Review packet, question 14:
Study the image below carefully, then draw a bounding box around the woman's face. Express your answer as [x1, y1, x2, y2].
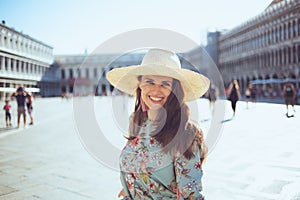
[139, 75, 173, 108]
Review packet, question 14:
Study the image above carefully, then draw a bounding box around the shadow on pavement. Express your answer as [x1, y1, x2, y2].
[221, 117, 234, 123]
[200, 118, 210, 123]
[0, 126, 18, 133]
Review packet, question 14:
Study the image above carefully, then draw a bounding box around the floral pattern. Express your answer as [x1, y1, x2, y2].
[120, 120, 205, 200]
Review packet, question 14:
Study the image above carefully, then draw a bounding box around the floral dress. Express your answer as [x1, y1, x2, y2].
[120, 120, 205, 200]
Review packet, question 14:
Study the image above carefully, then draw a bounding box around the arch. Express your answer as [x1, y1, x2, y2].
[290, 73, 296, 79]
[272, 74, 278, 79]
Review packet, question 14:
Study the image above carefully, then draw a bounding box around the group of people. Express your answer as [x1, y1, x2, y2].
[3, 85, 34, 128]
[226, 79, 296, 117]
[205, 80, 257, 118]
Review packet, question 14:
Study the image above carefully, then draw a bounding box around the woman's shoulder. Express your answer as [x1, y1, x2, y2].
[184, 120, 207, 160]
[186, 120, 201, 131]
[186, 121, 204, 141]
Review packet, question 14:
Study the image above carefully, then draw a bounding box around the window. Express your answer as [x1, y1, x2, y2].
[61, 69, 65, 79]
[69, 69, 73, 78]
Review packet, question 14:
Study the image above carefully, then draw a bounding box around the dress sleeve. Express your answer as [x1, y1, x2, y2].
[174, 130, 206, 200]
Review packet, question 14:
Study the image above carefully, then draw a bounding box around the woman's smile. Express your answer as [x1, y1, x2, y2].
[148, 95, 164, 103]
[139, 75, 173, 108]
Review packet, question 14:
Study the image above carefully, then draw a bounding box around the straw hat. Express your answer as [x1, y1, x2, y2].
[106, 48, 210, 102]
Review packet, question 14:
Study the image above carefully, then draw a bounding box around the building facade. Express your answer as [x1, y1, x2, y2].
[54, 51, 211, 97]
[55, 52, 144, 96]
[0, 21, 53, 99]
[217, 0, 300, 96]
[3, 0, 298, 100]
[54, 0, 300, 99]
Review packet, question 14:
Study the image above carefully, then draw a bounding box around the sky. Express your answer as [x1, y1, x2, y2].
[0, 0, 274, 55]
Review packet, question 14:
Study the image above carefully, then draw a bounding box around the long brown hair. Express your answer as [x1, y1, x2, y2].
[129, 76, 207, 162]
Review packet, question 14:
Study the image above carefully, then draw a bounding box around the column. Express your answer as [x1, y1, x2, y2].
[0, 33, 3, 46]
[7, 57, 11, 72]
[0, 56, 4, 71]
[296, 44, 299, 63]
[28, 63, 31, 74]
[13, 58, 17, 72]
[22, 61, 25, 73]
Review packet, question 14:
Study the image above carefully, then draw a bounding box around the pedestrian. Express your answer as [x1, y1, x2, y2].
[227, 80, 241, 117]
[11, 86, 28, 128]
[3, 99, 12, 127]
[250, 84, 257, 103]
[282, 80, 296, 116]
[106, 48, 209, 200]
[207, 82, 219, 113]
[26, 93, 34, 125]
[245, 85, 251, 109]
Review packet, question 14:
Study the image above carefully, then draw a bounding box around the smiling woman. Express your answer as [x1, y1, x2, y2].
[139, 75, 173, 114]
[106, 48, 210, 199]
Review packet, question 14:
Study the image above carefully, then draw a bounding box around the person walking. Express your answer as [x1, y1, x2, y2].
[3, 99, 12, 127]
[282, 80, 296, 116]
[106, 48, 209, 200]
[26, 93, 34, 125]
[245, 85, 251, 109]
[207, 82, 219, 113]
[250, 84, 257, 103]
[11, 86, 28, 128]
[227, 80, 241, 117]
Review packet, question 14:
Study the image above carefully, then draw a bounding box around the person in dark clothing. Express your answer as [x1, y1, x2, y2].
[250, 85, 257, 103]
[245, 85, 251, 109]
[3, 99, 12, 127]
[26, 93, 34, 125]
[206, 83, 219, 113]
[227, 80, 241, 117]
[12, 86, 28, 128]
[283, 80, 296, 116]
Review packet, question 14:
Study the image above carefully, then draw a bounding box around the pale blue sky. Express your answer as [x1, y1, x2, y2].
[1, 0, 273, 55]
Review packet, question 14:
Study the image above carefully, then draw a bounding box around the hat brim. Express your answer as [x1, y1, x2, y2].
[106, 64, 210, 102]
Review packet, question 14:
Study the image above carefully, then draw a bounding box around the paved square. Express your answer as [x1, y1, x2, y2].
[0, 97, 299, 199]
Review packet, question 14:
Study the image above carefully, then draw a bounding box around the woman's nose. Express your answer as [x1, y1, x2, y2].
[150, 84, 162, 90]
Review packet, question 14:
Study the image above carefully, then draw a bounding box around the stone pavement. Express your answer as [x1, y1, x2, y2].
[203, 102, 300, 200]
[0, 97, 299, 200]
[0, 98, 121, 200]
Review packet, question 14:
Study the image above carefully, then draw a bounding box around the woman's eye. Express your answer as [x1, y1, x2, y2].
[162, 82, 170, 87]
[146, 80, 154, 84]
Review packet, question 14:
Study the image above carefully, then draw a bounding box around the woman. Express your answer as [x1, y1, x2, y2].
[227, 80, 241, 117]
[26, 93, 34, 125]
[3, 99, 12, 127]
[245, 85, 251, 109]
[207, 83, 219, 113]
[106, 48, 210, 199]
